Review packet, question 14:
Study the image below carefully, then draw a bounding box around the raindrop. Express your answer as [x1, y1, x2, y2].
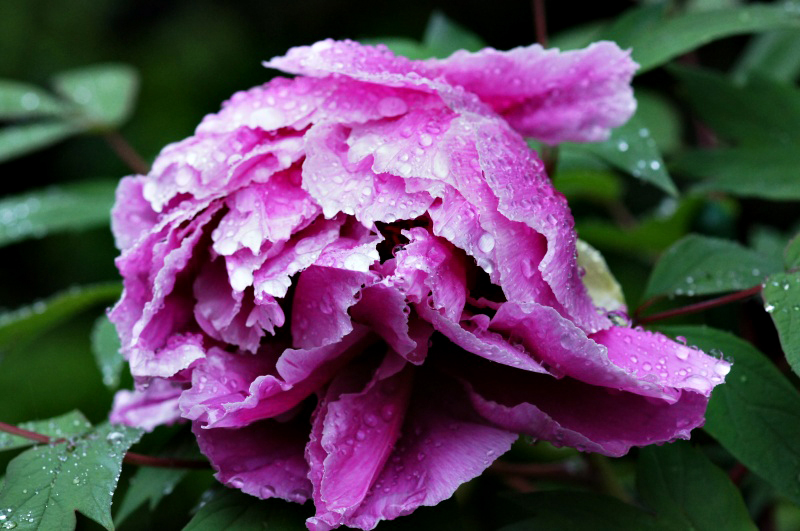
[477, 232, 495, 253]
[617, 140, 629, 152]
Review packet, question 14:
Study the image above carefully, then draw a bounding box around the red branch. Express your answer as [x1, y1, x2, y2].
[103, 131, 150, 175]
[635, 284, 763, 326]
[532, 0, 548, 47]
[0, 420, 210, 469]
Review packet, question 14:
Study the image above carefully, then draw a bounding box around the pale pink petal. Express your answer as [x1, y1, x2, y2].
[193, 419, 312, 503]
[303, 123, 434, 225]
[211, 166, 320, 257]
[109, 378, 184, 432]
[422, 41, 637, 143]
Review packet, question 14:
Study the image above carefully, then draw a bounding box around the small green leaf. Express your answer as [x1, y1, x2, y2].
[184, 489, 309, 531]
[499, 491, 669, 531]
[367, 38, 431, 60]
[672, 66, 800, 147]
[644, 234, 780, 298]
[0, 422, 143, 530]
[0, 282, 122, 352]
[115, 465, 188, 525]
[0, 180, 117, 248]
[0, 411, 91, 452]
[661, 326, 800, 506]
[637, 442, 757, 531]
[785, 233, 800, 270]
[422, 11, 485, 56]
[52, 64, 139, 130]
[0, 80, 70, 120]
[572, 115, 676, 196]
[763, 272, 800, 376]
[676, 146, 800, 201]
[91, 315, 124, 390]
[0, 121, 80, 164]
[626, 4, 800, 73]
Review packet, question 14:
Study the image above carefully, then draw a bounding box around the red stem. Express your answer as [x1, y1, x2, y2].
[0, 420, 210, 469]
[635, 284, 763, 326]
[532, 0, 548, 47]
[103, 131, 150, 175]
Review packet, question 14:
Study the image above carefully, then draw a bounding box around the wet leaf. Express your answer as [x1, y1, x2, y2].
[762, 272, 800, 376]
[661, 326, 800, 506]
[0, 282, 122, 352]
[638, 442, 757, 531]
[91, 315, 124, 391]
[0, 422, 142, 530]
[644, 234, 780, 298]
[52, 64, 139, 130]
[0, 80, 70, 120]
[0, 180, 117, 248]
[0, 121, 79, 163]
[183, 488, 309, 531]
[0, 411, 91, 452]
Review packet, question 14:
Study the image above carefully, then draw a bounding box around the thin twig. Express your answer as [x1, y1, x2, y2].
[634, 284, 763, 326]
[0, 420, 210, 469]
[103, 131, 150, 175]
[532, 0, 548, 47]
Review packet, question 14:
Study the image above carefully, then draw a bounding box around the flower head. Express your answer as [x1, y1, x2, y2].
[109, 39, 729, 530]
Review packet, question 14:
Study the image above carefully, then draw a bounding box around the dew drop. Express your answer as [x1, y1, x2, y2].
[477, 232, 495, 253]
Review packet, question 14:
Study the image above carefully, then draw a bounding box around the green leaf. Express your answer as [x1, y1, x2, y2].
[672, 66, 800, 147]
[763, 272, 800, 376]
[0, 80, 69, 120]
[366, 38, 431, 60]
[0, 422, 143, 530]
[577, 196, 703, 256]
[661, 326, 800, 506]
[0, 121, 80, 163]
[637, 442, 757, 531]
[785, 233, 800, 270]
[115, 465, 188, 525]
[572, 115, 676, 196]
[52, 64, 139, 130]
[734, 27, 800, 83]
[552, 169, 622, 203]
[644, 234, 780, 298]
[676, 146, 800, 201]
[499, 491, 669, 531]
[0, 411, 91, 452]
[183, 489, 309, 531]
[422, 11, 485, 56]
[626, 4, 800, 73]
[91, 315, 124, 390]
[0, 282, 122, 352]
[0, 180, 117, 248]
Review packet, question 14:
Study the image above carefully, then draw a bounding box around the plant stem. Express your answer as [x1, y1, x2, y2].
[532, 0, 548, 47]
[0, 420, 210, 469]
[634, 284, 763, 326]
[103, 131, 150, 175]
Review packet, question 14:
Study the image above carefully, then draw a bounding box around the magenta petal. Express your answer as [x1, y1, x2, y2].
[350, 284, 417, 357]
[423, 41, 637, 143]
[292, 266, 373, 349]
[344, 371, 517, 530]
[111, 176, 158, 251]
[591, 326, 731, 396]
[314, 356, 414, 522]
[193, 419, 311, 503]
[458, 357, 709, 457]
[109, 378, 184, 432]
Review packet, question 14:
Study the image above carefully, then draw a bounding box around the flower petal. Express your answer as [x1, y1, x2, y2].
[423, 41, 638, 143]
[193, 419, 312, 503]
[109, 378, 184, 432]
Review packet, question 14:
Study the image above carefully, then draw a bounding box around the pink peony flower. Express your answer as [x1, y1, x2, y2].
[109, 40, 729, 530]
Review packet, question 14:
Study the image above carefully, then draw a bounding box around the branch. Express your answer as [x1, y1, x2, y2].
[103, 131, 150, 175]
[634, 284, 763, 326]
[0, 420, 210, 469]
